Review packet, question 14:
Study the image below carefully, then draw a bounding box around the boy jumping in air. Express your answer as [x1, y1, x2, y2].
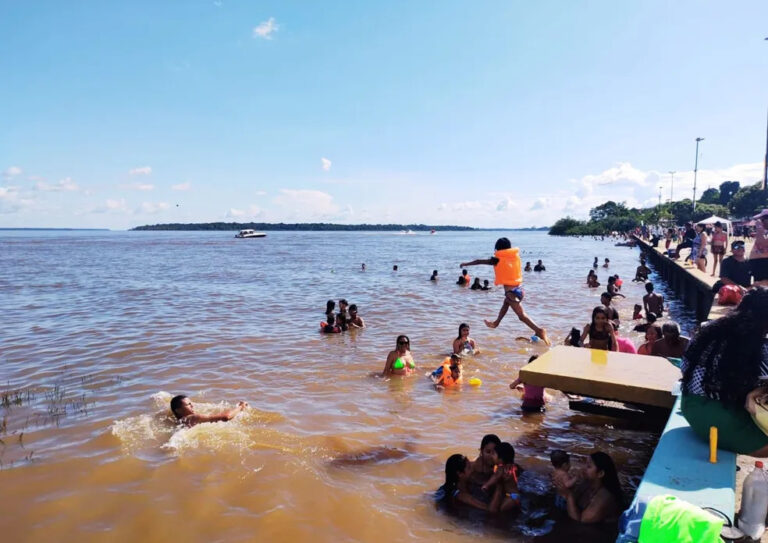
[461, 237, 549, 345]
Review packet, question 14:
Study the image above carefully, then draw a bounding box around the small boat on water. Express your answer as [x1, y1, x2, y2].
[235, 229, 266, 238]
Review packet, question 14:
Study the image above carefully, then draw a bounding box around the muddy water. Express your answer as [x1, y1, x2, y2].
[0, 230, 694, 542]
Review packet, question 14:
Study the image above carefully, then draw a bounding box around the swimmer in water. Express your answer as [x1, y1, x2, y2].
[434, 354, 463, 390]
[482, 442, 521, 512]
[460, 237, 549, 345]
[382, 335, 415, 376]
[170, 395, 249, 427]
[347, 304, 365, 328]
[453, 323, 479, 355]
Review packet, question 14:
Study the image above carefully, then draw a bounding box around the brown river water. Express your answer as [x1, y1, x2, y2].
[0, 230, 695, 542]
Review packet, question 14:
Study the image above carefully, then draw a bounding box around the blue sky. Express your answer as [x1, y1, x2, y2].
[1, 1, 767, 229]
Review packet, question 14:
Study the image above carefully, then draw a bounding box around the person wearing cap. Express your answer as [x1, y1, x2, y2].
[750, 209, 768, 286]
[719, 240, 752, 291]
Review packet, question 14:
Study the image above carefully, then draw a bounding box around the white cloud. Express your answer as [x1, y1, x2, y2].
[225, 205, 262, 219]
[321, 157, 332, 171]
[35, 177, 79, 192]
[138, 202, 170, 214]
[129, 166, 152, 176]
[89, 199, 129, 214]
[530, 197, 549, 211]
[0, 186, 36, 214]
[253, 18, 278, 39]
[172, 182, 191, 191]
[123, 183, 155, 191]
[496, 197, 519, 212]
[272, 189, 339, 219]
[3, 166, 22, 178]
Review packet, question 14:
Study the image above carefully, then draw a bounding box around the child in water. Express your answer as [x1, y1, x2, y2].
[483, 442, 521, 512]
[460, 237, 549, 345]
[510, 354, 547, 412]
[321, 314, 341, 333]
[471, 434, 501, 485]
[433, 354, 462, 390]
[632, 304, 643, 320]
[551, 450, 581, 511]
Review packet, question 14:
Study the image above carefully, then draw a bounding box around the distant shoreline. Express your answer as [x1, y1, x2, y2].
[131, 222, 549, 232]
[0, 228, 110, 231]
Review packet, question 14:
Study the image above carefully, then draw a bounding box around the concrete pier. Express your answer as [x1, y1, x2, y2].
[632, 236, 716, 322]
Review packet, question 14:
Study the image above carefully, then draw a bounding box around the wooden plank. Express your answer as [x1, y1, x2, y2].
[633, 397, 736, 517]
[519, 345, 680, 408]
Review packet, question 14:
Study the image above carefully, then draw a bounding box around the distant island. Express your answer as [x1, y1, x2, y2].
[131, 222, 550, 232]
[0, 227, 110, 231]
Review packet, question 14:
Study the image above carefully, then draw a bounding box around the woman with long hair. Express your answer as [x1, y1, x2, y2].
[681, 286, 768, 455]
[382, 335, 416, 377]
[452, 323, 480, 355]
[554, 451, 624, 524]
[435, 454, 489, 510]
[637, 324, 662, 356]
[579, 306, 618, 351]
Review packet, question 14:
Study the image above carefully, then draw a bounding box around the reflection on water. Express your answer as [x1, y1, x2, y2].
[0, 231, 694, 541]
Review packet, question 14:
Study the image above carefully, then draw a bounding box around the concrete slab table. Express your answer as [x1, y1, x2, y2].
[519, 345, 681, 409]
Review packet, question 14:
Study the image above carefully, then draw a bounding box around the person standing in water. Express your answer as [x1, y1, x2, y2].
[453, 323, 480, 355]
[460, 237, 549, 344]
[382, 335, 415, 376]
[170, 395, 249, 427]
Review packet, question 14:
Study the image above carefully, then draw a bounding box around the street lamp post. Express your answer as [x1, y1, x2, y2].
[658, 185, 662, 209]
[668, 171, 675, 202]
[692, 137, 704, 212]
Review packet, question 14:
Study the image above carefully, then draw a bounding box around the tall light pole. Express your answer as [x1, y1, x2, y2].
[764, 38, 767, 190]
[692, 137, 704, 212]
[658, 185, 662, 209]
[668, 171, 676, 202]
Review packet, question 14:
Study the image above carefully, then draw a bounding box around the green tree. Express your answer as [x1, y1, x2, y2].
[589, 201, 628, 222]
[549, 217, 586, 235]
[699, 188, 720, 205]
[692, 203, 730, 223]
[729, 182, 768, 218]
[669, 199, 694, 225]
[718, 181, 741, 206]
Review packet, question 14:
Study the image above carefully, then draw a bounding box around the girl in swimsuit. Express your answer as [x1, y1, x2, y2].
[382, 335, 416, 376]
[580, 306, 618, 351]
[710, 222, 728, 277]
[452, 323, 479, 355]
[693, 223, 709, 272]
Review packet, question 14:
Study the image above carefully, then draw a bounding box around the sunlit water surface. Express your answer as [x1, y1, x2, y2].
[0, 230, 694, 542]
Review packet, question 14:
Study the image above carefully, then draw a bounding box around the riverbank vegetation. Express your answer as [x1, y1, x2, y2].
[550, 181, 768, 236]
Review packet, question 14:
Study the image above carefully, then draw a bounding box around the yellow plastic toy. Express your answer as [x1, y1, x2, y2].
[469, 377, 482, 387]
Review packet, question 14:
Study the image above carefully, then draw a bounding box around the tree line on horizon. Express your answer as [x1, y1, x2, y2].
[131, 222, 478, 232]
[549, 180, 768, 236]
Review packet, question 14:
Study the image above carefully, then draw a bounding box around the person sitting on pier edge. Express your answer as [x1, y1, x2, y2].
[651, 321, 689, 359]
[673, 222, 696, 260]
[600, 292, 620, 329]
[716, 240, 752, 292]
[681, 287, 768, 455]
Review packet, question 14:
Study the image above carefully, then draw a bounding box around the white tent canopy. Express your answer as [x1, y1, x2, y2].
[696, 215, 732, 232]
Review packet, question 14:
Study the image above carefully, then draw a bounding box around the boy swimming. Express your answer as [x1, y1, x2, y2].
[460, 237, 549, 344]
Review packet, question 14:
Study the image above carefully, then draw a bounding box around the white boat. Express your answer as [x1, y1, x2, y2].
[235, 229, 266, 238]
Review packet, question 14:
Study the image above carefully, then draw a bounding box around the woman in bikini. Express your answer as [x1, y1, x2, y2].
[382, 335, 416, 376]
[580, 306, 618, 351]
[710, 221, 728, 277]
